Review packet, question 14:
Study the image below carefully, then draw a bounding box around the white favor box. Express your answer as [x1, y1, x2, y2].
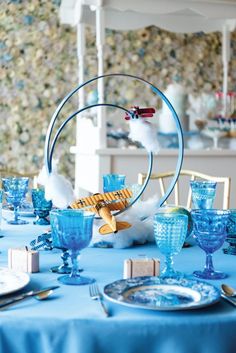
[123, 258, 160, 279]
[8, 248, 39, 273]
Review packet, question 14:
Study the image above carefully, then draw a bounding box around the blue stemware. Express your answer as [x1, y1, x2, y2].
[0, 189, 3, 237]
[153, 213, 188, 278]
[50, 209, 95, 285]
[50, 229, 72, 275]
[190, 180, 217, 209]
[191, 209, 230, 279]
[31, 189, 52, 225]
[2, 177, 29, 225]
[103, 173, 126, 193]
[224, 209, 236, 255]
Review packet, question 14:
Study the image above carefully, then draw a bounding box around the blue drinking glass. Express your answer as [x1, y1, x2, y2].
[153, 213, 188, 278]
[224, 209, 236, 255]
[191, 209, 230, 279]
[103, 173, 126, 193]
[50, 219, 72, 275]
[2, 177, 29, 225]
[49, 215, 86, 274]
[32, 189, 52, 225]
[190, 180, 217, 209]
[0, 189, 3, 237]
[50, 209, 95, 285]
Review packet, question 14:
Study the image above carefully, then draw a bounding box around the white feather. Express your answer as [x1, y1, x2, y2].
[44, 172, 75, 208]
[37, 163, 75, 208]
[37, 159, 58, 186]
[129, 119, 160, 153]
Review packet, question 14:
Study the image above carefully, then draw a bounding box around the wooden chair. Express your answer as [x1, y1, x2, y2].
[138, 169, 231, 209]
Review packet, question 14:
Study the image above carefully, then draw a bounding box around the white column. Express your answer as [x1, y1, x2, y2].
[77, 22, 85, 109]
[96, 3, 107, 148]
[222, 24, 231, 117]
[75, 22, 86, 195]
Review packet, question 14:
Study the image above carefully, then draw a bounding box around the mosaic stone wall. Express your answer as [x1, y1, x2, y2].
[1, 0, 236, 180]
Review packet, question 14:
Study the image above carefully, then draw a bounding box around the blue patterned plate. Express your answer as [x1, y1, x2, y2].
[104, 276, 220, 311]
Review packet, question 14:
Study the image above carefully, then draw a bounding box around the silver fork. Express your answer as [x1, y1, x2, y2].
[89, 282, 110, 317]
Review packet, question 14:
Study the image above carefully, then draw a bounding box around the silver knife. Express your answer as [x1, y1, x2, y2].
[0, 285, 60, 310]
[221, 294, 236, 307]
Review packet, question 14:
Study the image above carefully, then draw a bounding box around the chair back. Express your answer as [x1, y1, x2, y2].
[138, 169, 231, 209]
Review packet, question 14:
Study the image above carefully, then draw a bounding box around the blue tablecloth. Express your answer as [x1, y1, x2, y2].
[0, 218, 235, 353]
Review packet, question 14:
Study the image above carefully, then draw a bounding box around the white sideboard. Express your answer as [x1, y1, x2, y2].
[70, 147, 236, 208]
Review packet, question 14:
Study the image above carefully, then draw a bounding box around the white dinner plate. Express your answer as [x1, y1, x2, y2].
[104, 276, 220, 311]
[0, 267, 30, 296]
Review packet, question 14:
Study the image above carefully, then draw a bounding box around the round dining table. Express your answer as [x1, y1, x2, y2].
[0, 216, 235, 353]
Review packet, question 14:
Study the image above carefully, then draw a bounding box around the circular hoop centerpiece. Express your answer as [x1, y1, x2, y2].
[44, 73, 184, 216]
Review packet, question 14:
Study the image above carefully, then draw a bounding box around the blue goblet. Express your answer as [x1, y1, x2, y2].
[50, 226, 71, 275]
[191, 209, 230, 279]
[224, 209, 236, 255]
[50, 209, 95, 285]
[0, 189, 3, 237]
[103, 173, 126, 193]
[32, 189, 52, 225]
[2, 177, 29, 225]
[190, 180, 217, 209]
[153, 213, 188, 278]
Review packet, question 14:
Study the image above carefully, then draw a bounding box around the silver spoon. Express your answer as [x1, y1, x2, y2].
[0, 285, 59, 310]
[34, 288, 56, 300]
[221, 284, 236, 297]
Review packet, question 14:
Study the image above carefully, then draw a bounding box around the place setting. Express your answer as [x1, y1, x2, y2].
[0, 263, 61, 311]
[101, 208, 220, 313]
[94, 178, 236, 314]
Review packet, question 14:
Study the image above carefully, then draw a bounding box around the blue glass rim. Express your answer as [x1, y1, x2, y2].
[191, 209, 230, 217]
[50, 209, 94, 218]
[190, 180, 217, 188]
[31, 188, 45, 193]
[103, 174, 126, 179]
[0, 189, 3, 202]
[154, 213, 188, 221]
[2, 177, 29, 182]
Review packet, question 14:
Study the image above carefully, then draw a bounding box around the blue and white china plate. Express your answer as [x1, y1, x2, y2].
[104, 276, 220, 311]
[0, 267, 30, 296]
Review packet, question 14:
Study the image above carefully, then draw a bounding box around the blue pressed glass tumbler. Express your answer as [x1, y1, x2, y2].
[190, 180, 217, 209]
[2, 177, 29, 225]
[191, 209, 229, 279]
[224, 209, 236, 255]
[32, 189, 52, 225]
[103, 174, 126, 193]
[0, 189, 3, 232]
[50, 209, 95, 285]
[153, 213, 188, 278]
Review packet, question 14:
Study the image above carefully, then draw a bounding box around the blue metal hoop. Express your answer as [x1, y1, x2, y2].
[44, 73, 184, 214]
